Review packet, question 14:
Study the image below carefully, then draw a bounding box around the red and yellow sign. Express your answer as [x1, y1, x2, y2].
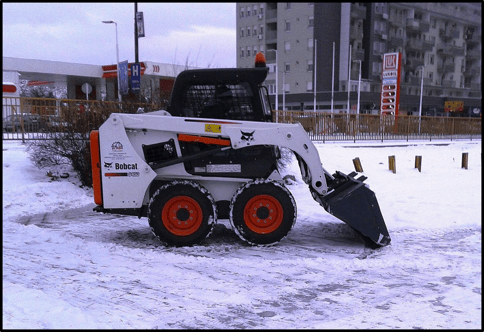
[380, 53, 402, 117]
[444, 101, 464, 112]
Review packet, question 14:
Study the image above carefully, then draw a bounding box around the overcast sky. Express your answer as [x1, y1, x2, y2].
[2, 2, 237, 68]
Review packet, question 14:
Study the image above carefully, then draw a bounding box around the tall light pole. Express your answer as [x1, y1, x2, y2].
[347, 44, 352, 114]
[134, 3, 139, 64]
[282, 69, 286, 111]
[417, 65, 425, 134]
[331, 42, 335, 114]
[103, 20, 122, 103]
[354, 60, 362, 133]
[314, 39, 317, 112]
[267, 49, 278, 114]
[353, 60, 362, 116]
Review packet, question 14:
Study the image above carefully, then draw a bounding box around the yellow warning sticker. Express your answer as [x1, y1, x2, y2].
[205, 124, 222, 133]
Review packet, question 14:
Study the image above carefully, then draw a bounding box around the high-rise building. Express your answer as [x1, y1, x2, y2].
[236, 3, 481, 117]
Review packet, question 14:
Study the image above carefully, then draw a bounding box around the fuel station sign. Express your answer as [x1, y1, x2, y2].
[380, 52, 402, 116]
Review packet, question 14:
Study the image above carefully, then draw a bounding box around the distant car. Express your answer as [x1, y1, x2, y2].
[44, 115, 69, 131]
[3, 114, 41, 132]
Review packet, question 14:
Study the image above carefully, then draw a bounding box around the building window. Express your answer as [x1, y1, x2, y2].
[284, 63, 290, 73]
[246, 27, 251, 37]
[240, 7, 244, 18]
[307, 38, 313, 49]
[285, 3, 291, 10]
[253, 5, 257, 15]
[285, 41, 291, 53]
[267, 63, 276, 74]
[373, 42, 379, 55]
[308, 16, 314, 28]
[380, 42, 386, 54]
[307, 60, 314, 71]
[240, 27, 244, 38]
[285, 20, 291, 32]
[307, 81, 313, 92]
[246, 6, 251, 16]
[240, 48, 245, 58]
[375, 3, 382, 14]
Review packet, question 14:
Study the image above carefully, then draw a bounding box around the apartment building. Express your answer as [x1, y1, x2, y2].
[236, 3, 481, 116]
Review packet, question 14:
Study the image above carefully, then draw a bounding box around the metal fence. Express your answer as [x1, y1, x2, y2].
[3, 97, 481, 142]
[273, 110, 481, 142]
[2, 97, 163, 141]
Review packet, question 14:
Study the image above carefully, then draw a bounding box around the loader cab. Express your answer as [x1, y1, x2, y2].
[167, 67, 272, 122]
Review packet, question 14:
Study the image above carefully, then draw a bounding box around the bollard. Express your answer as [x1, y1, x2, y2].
[415, 156, 422, 172]
[353, 157, 363, 173]
[462, 152, 468, 170]
[389, 155, 396, 174]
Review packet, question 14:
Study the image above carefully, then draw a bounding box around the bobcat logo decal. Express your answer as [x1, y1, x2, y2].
[240, 130, 255, 141]
[104, 161, 113, 169]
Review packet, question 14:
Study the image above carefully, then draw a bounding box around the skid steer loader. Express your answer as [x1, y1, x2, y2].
[90, 53, 391, 248]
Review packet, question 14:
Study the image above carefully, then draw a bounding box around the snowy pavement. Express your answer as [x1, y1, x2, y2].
[2, 139, 481, 329]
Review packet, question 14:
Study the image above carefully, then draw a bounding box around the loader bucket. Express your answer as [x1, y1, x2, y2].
[315, 171, 391, 248]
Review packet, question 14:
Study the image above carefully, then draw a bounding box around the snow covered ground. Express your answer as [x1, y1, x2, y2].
[3, 138, 481, 329]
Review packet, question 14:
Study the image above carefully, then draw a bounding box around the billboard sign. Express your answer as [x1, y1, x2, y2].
[380, 52, 402, 116]
[444, 101, 464, 112]
[136, 12, 145, 38]
[118, 60, 129, 96]
[131, 63, 141, 92]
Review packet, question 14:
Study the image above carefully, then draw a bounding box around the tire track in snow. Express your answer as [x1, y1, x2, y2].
[6, 204, 481, 329]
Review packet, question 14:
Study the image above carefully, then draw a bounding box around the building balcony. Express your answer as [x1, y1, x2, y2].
[352, 48, 365, 62]
[409, 76, 432, 86]
[388, 14, 405, 27]
[419, 21, 430, 33]
[464, 64, 481, 77]
[350, 26, 363, 40]
[466, 48, 481, 59]
[405, 58, 424, 69]
[437, 63, 455, 74]
[406, 18, 420, 31]
[265, 9, 277, 21]
[422, 39, 435, 52]
[464, 31, 481, 45]
[350, 4, 366, 20]
[442, 80, 456, 88]
[389, 34, 404, 48]
[265, 30, 277, 42]
[439, 28, 460, 40]
[437, 44, 465, 57]
[469, 83, 481, 90]
[406, 39, 423, 51]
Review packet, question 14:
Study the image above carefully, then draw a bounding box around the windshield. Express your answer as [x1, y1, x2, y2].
[259, 86, 272, 118]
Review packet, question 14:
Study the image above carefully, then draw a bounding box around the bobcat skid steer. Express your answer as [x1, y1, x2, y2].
[90, 53, 391, 248]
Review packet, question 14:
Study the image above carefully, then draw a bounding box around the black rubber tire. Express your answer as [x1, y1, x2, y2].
[148, 180, 216, 246]
[229, 179, 297, 245]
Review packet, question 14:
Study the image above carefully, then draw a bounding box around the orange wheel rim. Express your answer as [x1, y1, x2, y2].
[162, 196, 203, 236]
[243, 194, 283, 234]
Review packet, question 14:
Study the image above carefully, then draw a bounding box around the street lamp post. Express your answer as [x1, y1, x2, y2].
[354, 60, 362, 133]
[102, 20, 122, 103]
[417, 65, 425, 134]
[355, 60, 361, 116]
